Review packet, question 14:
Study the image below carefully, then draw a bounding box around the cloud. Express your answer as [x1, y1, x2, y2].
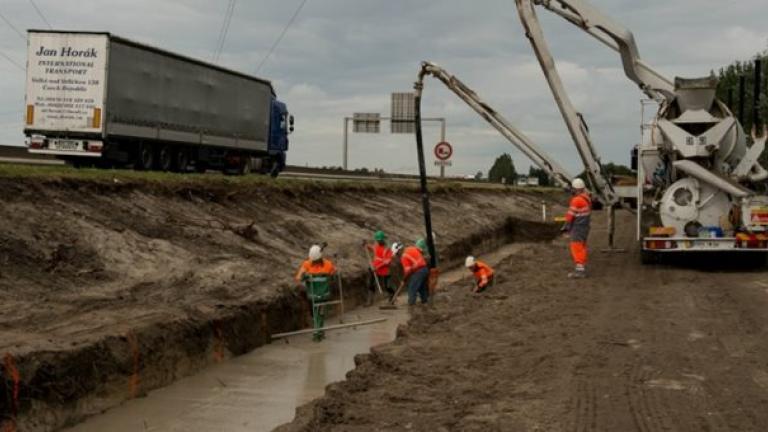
[0, 0, 765, 177]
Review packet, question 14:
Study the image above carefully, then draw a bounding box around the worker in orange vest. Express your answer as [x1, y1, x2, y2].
[295, 244, 336, 341]
[561, 178, 591, 278]
[363, 230, 395, 304]
[398, 239, 429, 305]
[465, 256, 494, 293]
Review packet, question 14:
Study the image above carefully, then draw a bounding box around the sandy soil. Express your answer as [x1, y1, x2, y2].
[279, 212, 768, 432]
[0, 173, 561, 430]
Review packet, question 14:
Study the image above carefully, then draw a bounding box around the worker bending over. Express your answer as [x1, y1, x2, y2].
[465, 256, 494, 293]
[295, 245, 336, 341]
[561, 178, 591, 278]
[364, 230, 395, 304]
[398, 239, 430, 305]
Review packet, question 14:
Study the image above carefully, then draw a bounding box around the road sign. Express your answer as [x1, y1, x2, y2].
[434, 160, 453, 166]
[391, 92, 415, 134]
[353, 113, 380, 133]
[434, 141, 453, 161]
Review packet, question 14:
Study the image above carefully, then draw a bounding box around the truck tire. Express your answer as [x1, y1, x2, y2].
[173, 148, 190, 173]
[157, 145, 173, 171]
[135, 143, 154, 171]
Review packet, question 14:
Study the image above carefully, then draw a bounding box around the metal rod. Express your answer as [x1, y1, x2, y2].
[755, 59, 763, 129]
[739, 75, 746, 125]
[270, 318, 388, 339]
[439, 119, 446, 178]
[343, 117, 349, 170]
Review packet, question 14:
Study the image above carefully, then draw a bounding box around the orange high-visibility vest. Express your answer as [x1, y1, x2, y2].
[295, 258, 336, 282]
[371, 243, 393, 276]
[565, 193, 592, 223]
[472, 261, 494, 287]
[400, 246, 426, 277]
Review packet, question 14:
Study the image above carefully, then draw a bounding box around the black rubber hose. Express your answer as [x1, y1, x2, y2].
[413, 79, 438, 269]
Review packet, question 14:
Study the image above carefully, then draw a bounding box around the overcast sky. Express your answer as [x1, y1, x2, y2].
[0, 0, 766, 176]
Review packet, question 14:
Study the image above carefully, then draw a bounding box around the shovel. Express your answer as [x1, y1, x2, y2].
[379, 279, 405, 310]
[363, 244, 384, 295]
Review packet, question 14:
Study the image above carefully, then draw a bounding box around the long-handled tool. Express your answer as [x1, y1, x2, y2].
[379, 279, 405, 310]
[363, 244, 384, 295]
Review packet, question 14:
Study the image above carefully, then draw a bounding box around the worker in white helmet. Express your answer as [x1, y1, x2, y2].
[295, 244, 336, 341]
[465, 256, 495, 293]
[561, 178, 592, 278]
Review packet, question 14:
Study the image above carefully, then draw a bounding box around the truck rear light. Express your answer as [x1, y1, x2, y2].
[26, 105, 34, 125]
[28, 135, 45, 149]
[735, 233, 768, 249]
[645, 240, 677, 250]
[649, 226, 676, 237]
[87, 142, 103, 152]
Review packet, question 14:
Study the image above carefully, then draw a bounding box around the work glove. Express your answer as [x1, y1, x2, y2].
[559, 223, 570, 233]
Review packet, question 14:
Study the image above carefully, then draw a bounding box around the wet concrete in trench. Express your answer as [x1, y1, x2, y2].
[64, 306, 409, 432]
[64, 243, 527, 432]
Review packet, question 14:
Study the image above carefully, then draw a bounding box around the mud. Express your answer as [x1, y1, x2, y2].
[278, 212, 768, 432]
[0, 175, 561, 431]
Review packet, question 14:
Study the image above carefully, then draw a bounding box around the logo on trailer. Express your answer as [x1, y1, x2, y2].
[434, 141, 453, 161]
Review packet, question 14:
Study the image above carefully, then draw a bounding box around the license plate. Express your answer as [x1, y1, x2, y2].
[51, 140, 82, 151]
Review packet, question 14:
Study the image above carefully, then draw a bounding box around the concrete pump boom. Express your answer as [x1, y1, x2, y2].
[527, 0, 675, 102]
[516, 0, 617, 204]
[416, 61, 572, 187]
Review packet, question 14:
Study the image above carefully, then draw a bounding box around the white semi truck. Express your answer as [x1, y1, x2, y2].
[24, 31, 293, 175]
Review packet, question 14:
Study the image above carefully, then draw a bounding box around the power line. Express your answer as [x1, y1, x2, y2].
[254, 0, 308, 74]
[0, 10, 26, 40]
[0, 49, 24, 71]
[212, 0, 236, 63]
[27, 0, 52, 29]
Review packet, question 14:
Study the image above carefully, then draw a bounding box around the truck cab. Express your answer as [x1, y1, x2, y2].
[267, 98, 293, 177]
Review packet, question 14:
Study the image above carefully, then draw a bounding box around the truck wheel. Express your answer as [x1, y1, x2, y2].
[239, 157, 253, 175]
[135, 144, 154, 171]
[173, 148, 190, 173]
[157, 145, 173, 171]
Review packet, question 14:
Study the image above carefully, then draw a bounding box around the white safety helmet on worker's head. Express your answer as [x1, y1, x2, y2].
[390, 242, 404, 255]
[308, 244, 323, 261]
[571, 178, 586, 190]
[465, 256, 476, 268]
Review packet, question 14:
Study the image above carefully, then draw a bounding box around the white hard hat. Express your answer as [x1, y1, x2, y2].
[308, 245, 322, 261]
[390, 242, 404, 255]
[571, 178, 586, 190]
[465, 256, 476, 268]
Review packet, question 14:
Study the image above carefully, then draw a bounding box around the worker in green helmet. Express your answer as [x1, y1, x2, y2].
[362, 230, 395, 305]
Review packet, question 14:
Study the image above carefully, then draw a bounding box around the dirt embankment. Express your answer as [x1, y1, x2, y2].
[279, 212, 768, 432]
[0, 172, 562, 431]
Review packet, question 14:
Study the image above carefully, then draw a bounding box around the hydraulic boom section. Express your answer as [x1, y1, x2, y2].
[516, 0, 617, 204]
[416, 61, 572, 187]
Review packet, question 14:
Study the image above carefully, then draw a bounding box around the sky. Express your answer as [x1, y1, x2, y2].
[0, 0, 766, 177]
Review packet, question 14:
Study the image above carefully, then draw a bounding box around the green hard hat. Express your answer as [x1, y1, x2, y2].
[374, 230, 387, 241]
[415, 238, 427, 251]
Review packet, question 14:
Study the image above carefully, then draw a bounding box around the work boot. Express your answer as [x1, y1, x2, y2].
[567, 267, 587, 279]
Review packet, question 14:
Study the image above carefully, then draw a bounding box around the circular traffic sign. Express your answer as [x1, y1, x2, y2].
[434, 141, 453, 161]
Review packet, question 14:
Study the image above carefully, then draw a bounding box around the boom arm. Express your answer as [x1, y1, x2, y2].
[416, 61, 572, 187]
[528, 0, 675, 101]
[516, 0, 617, 204]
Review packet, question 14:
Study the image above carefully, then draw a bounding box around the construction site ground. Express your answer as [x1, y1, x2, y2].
[0, 164, 561, 431]
[280, 211, 768, 432]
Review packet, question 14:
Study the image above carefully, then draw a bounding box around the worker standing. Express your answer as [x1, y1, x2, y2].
[399, 239, 429, 305]
[363, 230, 395, 305]
[561, 178, 592, 278]
[295, 245, 336, 341]
[465, 256, 494, 293]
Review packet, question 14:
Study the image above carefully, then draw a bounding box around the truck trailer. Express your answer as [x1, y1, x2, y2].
[24, 30, 293, 175]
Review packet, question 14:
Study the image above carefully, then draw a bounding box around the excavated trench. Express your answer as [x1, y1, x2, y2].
[0, 176, 563, 431]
